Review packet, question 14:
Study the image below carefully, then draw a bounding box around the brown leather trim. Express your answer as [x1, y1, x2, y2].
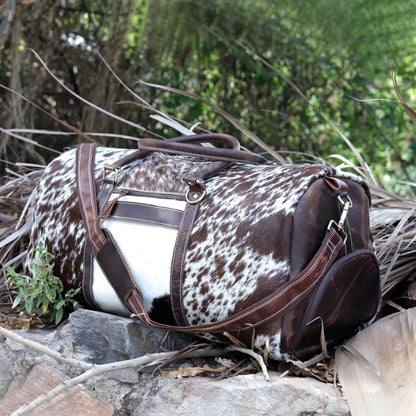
[76, 143, 106, 254]
[82, 240, 101, 310]
[170, 202, 199, 326]
[136, 142, 266, 164]
[123, 228, 344, 335]
[97, 179, 116, 213]
[108, 201, 183, 228]
[95, 229, 142, 308]
[289, 250, 380, 357]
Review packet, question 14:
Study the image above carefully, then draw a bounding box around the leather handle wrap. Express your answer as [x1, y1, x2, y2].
[105, 133, 267, 173]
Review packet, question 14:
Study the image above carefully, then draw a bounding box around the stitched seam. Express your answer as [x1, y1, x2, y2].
[87, 146, 106, 247]
[178, 204, 194, 324]
[251, 237, 343, 327]
[114, 200, 184, 215]
[78, 144, 105, 252]
[139, 146, 260, 164]
[101, 229, 143, 306]
[187, 231, 342, 332]
[77, 145, 98, 252]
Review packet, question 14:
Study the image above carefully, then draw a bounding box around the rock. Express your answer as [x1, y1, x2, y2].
[0, 309, 351, 416]
[125, 372, 350, 416]
[0, 364, 112, 416]
[69, 309, 195, 363]
[0, 343, 13, 396]
[68, 309, 196, 382]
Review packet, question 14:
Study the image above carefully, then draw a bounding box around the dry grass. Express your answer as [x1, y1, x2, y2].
[0, 168, 43, 315]
[1, 53, 415, 323]
[1, 145, 415, 316]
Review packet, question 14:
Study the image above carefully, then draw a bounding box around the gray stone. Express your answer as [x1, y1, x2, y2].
[0, 310, 351, 416]
[68, 309, 196, 382]
[0, 343, 13, 400]
[125, 372, 350, 416]
[69, 309, 195, 362]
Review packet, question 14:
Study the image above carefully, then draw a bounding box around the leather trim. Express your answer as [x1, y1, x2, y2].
[76, 143, 106, 254]
[124, 228, 344, 335]
[105, 134, 267, 184]
[289, 250, 380, 357]
[95, 229, 142, 309]
[170, 202, 199, 326]
[97, 179, 116, 213]
[82, 240, 101, 310]
[108, 201, 183, 228]
[107, 133, 260, 169]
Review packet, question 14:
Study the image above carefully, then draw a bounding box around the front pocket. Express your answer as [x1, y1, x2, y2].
[289, 250, 381, 357]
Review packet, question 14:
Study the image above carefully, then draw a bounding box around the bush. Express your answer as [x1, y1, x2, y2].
[6, 246, 80, 324]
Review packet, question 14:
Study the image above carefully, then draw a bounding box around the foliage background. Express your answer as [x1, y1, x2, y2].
[1, 0, 416, 195]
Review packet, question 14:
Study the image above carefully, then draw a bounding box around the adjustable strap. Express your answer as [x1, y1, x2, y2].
[99, 227, 343, 334]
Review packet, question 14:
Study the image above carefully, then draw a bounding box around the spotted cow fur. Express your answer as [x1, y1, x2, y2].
[28, 147, 341, 360]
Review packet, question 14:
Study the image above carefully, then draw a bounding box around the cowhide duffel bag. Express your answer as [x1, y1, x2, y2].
[27, 133, 381, 360]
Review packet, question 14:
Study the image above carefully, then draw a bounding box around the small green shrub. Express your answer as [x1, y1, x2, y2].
[6, 246, 80, 325]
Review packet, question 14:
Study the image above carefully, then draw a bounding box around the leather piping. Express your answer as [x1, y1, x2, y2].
[170, 202, 199, 326]
[105, 201, 183, 228]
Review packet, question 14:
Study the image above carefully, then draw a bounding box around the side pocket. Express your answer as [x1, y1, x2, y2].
[289, 250, 381, 358]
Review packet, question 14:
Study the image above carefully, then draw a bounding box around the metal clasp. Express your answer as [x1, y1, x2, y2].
[327, 195, 353, 244]
[184, 178, 206, 204]
[103, 166, 119, 184]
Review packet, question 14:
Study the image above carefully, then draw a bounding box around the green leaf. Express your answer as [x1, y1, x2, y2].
[40, 301, 49, 316]
[26, 298, 33, 314]
[55, 308, 64, 324]
[12, 297, 21, 310]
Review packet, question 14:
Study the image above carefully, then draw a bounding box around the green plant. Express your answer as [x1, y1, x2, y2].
[6, 246, 80, 325]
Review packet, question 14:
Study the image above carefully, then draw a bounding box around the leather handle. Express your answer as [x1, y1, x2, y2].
[105, 133, 268, 182]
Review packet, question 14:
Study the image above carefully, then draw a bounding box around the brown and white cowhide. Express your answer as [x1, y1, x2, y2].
[27, 147, 335, 360]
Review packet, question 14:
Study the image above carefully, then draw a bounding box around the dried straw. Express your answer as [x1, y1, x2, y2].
[1, 51, 415, 318]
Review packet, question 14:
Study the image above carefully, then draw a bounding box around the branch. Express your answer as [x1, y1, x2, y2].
[10, 350, 178, 416]
[0, 0, 16, 50]
[0, 324, 228, 415]
[226, 345, 271, 382]
[0, 325, 92, 371]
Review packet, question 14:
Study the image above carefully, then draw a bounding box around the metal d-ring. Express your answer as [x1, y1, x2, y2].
[184, 178, 206, 204]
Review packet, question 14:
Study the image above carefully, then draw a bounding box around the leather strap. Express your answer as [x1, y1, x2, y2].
[170, 202, 200, 326]
[118, 227, 344, 333]
[106, 134, 266, 169]
[76, 143, 106, 254]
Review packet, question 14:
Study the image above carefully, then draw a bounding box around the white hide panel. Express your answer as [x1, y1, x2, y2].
[92, 195, 186, 316]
